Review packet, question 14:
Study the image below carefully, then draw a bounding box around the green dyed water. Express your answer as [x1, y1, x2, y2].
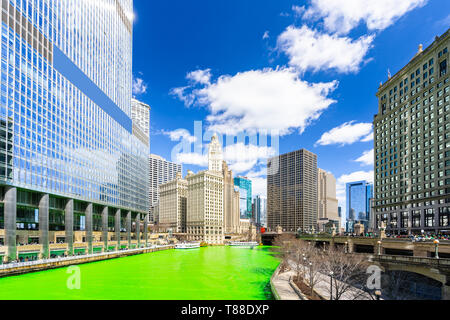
[0, 246, 279, 300]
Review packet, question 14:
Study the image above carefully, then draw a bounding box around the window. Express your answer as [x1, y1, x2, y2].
[425, 209, 435, 227]
[440, 59, 447, 77]
[439, 207, 449, 227]
[401, 211, 409, 228]
[412, 210, 421, 228]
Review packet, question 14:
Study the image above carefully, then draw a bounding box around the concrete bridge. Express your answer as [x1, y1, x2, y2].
[298, 235, 450, 299]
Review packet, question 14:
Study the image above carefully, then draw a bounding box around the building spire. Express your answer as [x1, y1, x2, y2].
[208, 133, 223, 172]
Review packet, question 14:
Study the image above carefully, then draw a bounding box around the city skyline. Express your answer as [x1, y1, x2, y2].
[131, 0, 450, 217]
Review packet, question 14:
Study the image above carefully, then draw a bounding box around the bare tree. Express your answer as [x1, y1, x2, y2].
[320, 247, 371, 300]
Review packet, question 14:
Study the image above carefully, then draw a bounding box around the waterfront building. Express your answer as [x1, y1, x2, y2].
[346, 181, 374, 233]
[317, 169, 339, 225]
[374, 29, 450, 235]
[234, 176, 252, 220]
[158, 172, 187, 233]
[148, 154, 182, 223]
[253, 195, 267, 228]
[186, 170, 224, 244]
[131, 98, 150, 150]
[223, 161, 240, 234]
[267, 149, 318, 233]
[0, 0, 149, 262]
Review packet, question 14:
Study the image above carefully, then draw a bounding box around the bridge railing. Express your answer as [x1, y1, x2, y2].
[369, 254, 450, 268]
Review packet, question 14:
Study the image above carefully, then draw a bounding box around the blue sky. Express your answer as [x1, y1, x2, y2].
[131, 0, 450, 208]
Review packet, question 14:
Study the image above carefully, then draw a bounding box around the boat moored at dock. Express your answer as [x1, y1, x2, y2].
[175, 242, 201, 249]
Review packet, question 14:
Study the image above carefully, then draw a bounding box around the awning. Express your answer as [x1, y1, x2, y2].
[18, 252, 39, 258]
[108, 246, 116, 250]
[74, 248, 86, 253]
[93, 247, 103, 252]
[50, 250, 66, 255]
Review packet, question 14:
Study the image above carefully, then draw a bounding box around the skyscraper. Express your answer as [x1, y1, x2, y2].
[374, 29, 450, 235]
[158, 172, 187, 233]
[223, 161, 240, 234]
[346, 181, 373, 233]
[267, 149, 318, 233]
[148, 154, 182, 222]
[317, 169, 339, 221]
[253, 195, 267, 228]
[0, 0, 149, 262]
[234, 176, 252, 220]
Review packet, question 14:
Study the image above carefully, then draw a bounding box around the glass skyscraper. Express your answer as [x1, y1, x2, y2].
[253, 195, 267, 228]
[346, 181, 374, 233]
[0, 0, 148, 262]
[234, 176, 252, 220]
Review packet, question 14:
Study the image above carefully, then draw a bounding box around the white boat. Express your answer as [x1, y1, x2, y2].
[227, 241, 259, 248]
[175, 242, 201, 249]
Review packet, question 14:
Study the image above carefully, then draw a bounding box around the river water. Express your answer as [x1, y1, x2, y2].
[0, 246, 279, 300]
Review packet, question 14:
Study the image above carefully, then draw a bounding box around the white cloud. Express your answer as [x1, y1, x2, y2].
[302, 0, 428, 35]
[224, 143, 276, 174]
[292, 5, 306, 17]
[173, 68, 338, 136]
[163, 129, 197, 143]
[355, 149, 374, 166]
[249, 177, 267, 197]
[277, 25, 374, 74]
[262, 31, 270, 40]
[170, 86, 196, 107]
[316, 121, 373, 146]
[174, 152, 208, 167]
[132, 77, 148, 96]
[187, 69, 212, 85]
[173, 143, 276, 175]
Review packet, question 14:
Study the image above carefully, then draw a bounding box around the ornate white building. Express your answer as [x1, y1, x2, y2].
[186, 170, 224, 244]
[208, 134, 223, 172]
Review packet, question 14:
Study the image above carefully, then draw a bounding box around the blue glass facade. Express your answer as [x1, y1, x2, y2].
[0, 0, 148, 213]
[234, 177, 252, 220]
[346, 181, 373, 232]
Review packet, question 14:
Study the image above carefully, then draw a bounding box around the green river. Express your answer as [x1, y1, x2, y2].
[0, 246, 279, 300]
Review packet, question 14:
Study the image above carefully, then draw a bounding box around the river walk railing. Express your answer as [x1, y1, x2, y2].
[0, 245, 174, 271]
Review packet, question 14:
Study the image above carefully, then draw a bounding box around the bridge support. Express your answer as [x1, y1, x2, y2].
[443, 277, 450, 301]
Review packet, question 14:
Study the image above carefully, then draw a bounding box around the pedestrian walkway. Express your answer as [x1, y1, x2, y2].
[272, 269, 301, 300]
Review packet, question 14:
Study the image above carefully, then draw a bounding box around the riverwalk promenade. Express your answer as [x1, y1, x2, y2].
[0, 245, 174, 278]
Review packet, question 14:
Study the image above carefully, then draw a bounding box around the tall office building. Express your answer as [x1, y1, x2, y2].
[253, 195, 267, 228]
[267, 149, 318, 233]
[346, 181, 373, 233]
[374, 29, 450, 235]
[317, 169, 339, 232]
[234, 176, 252, 220]
[0, 0, 149, 262]
[223, 161, 240, 234]
[158, 172, 187, 233]
[317, 169, 339, 221]
[148, 154, 182, 222]
[131, 98, 150, 150]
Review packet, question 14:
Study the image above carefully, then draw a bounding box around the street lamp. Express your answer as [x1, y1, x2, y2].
[434, 240, 440, 259]
[375, 290, 382, 301]
[377, 240, 382, 256]
[344, 241, 348, 254]
[309, 262, 313, 296]
[329, 271, 334, 301]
